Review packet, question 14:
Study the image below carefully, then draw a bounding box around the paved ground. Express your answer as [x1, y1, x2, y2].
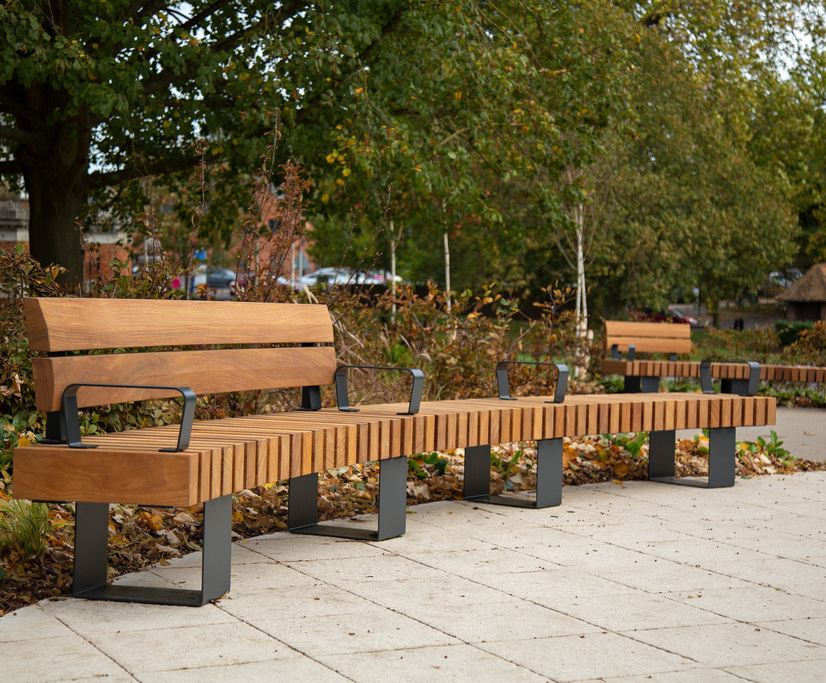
[2, 414, 825, 681]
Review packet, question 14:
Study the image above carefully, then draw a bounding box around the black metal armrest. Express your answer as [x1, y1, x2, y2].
[62, 383, 196, 452]
[335, 365, 425, 415]
[611, 343, 635, 361]
[699, 360, 760, 396]
[496, 361, 569, 403]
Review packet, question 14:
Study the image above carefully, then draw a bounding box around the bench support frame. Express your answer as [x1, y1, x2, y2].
[72, 494, 232, 606]
[649, 427, 736, 488]
[287, 455, 407, 541]
[463, 439, 562, 508]
[624, 376, 660, 393]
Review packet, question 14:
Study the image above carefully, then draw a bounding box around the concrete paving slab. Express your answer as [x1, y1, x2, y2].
[724, 659, 826, 683]
[555, 592, 731, 631]
[149, 657, 348, 683]
[756, 616, 826, 647]
[254, 608, 461, 656]
[4, 634, 132, 680]
[665, 585, 826, 623]
[1, 471, 825, 681]
[579, 670, 745, 682]
[627, 622, 826, 668]
[393, 597, 600, 642]
[87, 621, 295, 674]
[318, 643, 548, 682]
[479, 631, 695, 681]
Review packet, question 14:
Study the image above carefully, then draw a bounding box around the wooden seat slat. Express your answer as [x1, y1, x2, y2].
[14, 392, 775, 507]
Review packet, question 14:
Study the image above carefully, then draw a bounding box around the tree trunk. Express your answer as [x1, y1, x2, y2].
[25, 171, 86, 289]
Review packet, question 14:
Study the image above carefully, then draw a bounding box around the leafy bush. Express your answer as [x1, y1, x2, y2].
[775, 320, 815, 347]
[786, 321, 826, 365]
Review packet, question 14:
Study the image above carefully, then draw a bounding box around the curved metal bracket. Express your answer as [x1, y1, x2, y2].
[496, 361, 568, 403]
[62, 383, 196, 452]
[335, 365, 425, 415]
[699, 360, 760, 396]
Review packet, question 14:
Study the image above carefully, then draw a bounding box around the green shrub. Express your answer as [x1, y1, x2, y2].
[775, 320, 815, 347]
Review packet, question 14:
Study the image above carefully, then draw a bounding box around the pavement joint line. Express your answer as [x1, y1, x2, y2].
[52, 612, 134, 679]
[210, 600, 349, 681]
[245, 543, 554, 679]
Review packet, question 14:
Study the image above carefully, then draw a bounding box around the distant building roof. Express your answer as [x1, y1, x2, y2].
[778, 263, 826, 302]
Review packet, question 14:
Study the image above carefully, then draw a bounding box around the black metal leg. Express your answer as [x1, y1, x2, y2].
[287, 472, 320, 532]
[534, 438, 563, 508]
[648, 429, 676, 480]
[463, 444, 492, 500]
[288, 456, 408, 541]
[201, 494, 233, 601]
[649, 428, 736, 489]
[376, 454, 407, 540]
[72, 495, 232, 606]
[73, 502, 109, 596]
[708, 427, 736, 488]
[464, 439, 562, 509]
[624, 376, 660, 393]
[721, 378, 749, 395]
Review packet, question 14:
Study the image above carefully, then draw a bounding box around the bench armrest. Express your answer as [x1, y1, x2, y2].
[496, 361, 569, 403]
[335, 365, 425, 415]
[62, 383, 196, 452]
[699, 360, 760, 396]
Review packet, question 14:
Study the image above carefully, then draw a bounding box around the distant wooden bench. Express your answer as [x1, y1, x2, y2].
[601, 319, 826, 391]
[13, 299, 776, 606]
[601, 320, 693, 392]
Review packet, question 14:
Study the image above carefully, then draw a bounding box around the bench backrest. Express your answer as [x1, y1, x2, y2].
[603, 320, 692, 358]
[25, 298, 336, 412]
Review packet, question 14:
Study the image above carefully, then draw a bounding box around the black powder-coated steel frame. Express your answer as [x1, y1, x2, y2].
[72, 494, 232, 606]
[287, 455, 408, 541]
[463, 439, 563, 508]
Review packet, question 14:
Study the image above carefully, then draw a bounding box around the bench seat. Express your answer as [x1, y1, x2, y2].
[14, 392, 776, 506]
[602, 359, 826, 385]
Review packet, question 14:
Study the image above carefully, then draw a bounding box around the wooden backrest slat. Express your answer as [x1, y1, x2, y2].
[604, 321, 691, 340]
[25, 298, 334, 351]
[603, 320, 691, 355]
[33, 347, 337, 412]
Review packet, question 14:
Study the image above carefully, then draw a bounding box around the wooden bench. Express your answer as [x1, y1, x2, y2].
[601, 320, 826, 391]
[13, 299, 776, 606]
[601, 320, 693, 392]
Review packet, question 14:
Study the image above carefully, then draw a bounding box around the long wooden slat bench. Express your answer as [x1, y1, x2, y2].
[13, 299, 776, 607]
[601, 319, 826, 391]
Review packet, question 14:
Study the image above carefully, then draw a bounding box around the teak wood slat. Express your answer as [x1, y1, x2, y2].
[24, 298, 334, 351]
[13, 391, 776, 507]
[603, 320, 692, 356]
[33, 346, 337, 411]
[601, 359, 826, 385]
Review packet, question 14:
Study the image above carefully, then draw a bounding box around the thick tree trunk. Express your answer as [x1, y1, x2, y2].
[25, 172, 86, 289]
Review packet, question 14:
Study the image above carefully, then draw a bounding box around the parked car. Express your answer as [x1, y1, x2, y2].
[297, 267, 354, 288]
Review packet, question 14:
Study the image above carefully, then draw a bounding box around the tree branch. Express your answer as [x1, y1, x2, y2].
[86, 152, 200, 189]
[141, 1, 308, 95]
[0, 124, 43, 147]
